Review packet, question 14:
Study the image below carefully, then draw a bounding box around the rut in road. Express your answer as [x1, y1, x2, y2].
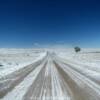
[23, 61, 47, 100]
[55, 55, 100, 85]
[0, 55, 46, 98]
[23, 56, 71, 100]
[0, 52, 100, 100]
[53, 60, 100, 100]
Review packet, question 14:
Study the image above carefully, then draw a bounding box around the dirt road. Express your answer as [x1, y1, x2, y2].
[0, 52, 100, 100]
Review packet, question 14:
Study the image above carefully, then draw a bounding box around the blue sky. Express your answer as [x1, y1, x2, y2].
[0, 0, 100, 48]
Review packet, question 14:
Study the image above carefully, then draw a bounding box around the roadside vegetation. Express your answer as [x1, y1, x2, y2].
[74, 46, 81, 53]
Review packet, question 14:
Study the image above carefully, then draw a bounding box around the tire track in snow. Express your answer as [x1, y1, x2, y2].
[62, 61, 100, 85]
[0, 60, 47, 100]
[56, 56, 100, 85]
[0, 55, 46, 98]
[0, 52, 100, 100]
[50, 59, 71, 100]
[23, 55, 71, 100]
[54, 60, 100, 100]
[23, 60, 47, 100]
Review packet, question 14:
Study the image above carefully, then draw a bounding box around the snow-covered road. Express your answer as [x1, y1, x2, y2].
[0, 51, 100, 100]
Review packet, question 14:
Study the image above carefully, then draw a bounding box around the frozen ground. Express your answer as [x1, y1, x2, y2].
[0, 49, 46, 77]
[0, 48, 100, 100]
[56, 48, 100, 71]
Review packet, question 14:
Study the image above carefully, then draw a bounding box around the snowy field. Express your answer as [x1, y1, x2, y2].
[56, 48, 100, 71]
[0, 48, 100, 100]
[0, 49, 46, 77]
